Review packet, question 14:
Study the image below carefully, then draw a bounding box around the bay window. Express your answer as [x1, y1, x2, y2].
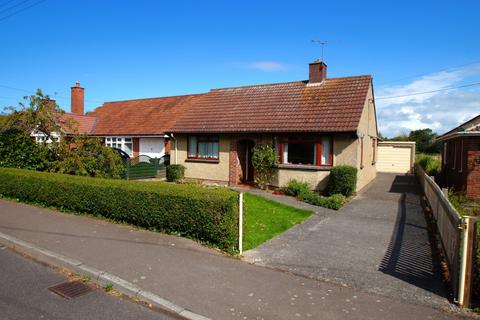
[105, 137, 133, 156]
[188, 136, 219, 160]
[278, 137, 332, 166]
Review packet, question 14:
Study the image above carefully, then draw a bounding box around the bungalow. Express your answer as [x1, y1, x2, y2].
[168, 60, 378, 191]
[56, 60, 378, 191]
[437, 115, 480, 199]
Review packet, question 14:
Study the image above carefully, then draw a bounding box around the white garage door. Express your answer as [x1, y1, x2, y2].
[139, 138, 165, 158]
[377, 145, 412, 173]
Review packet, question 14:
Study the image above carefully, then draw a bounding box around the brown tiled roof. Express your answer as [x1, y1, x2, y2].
[88, 94, 203, 136]
[169, 75, 372, 133]
[59, 113, 97, 135]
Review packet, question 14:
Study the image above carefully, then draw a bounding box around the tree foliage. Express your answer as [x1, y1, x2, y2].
[1, 90, 123, 178]
[50, 135, 124, 178]
[252, 144, 276, 189]
[408, 128, 441, 154]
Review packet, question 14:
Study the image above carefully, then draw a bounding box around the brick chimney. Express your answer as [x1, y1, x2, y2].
[309, 60, 327, 84]
[71, 81, 84, 115]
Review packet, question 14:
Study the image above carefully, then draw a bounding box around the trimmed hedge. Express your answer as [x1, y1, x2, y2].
[326, 165, 358, 196]
[0, 168, 239, 251]
[166, 164, 185, 182]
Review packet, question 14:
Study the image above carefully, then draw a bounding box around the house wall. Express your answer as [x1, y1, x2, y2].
[172, 134, 361, 190]
[442, 136, 480, 198]
[355, 83, 378, 191]
[172, 135, 231, 183]
[274, 136, 357, 190]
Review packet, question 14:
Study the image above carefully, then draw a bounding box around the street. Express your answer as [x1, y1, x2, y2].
[0, 246, 177, 320]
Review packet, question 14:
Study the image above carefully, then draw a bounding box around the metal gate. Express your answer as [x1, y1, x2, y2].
[122, 155, 163, 180]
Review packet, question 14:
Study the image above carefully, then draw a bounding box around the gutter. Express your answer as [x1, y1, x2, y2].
[436, 131, 480, 142]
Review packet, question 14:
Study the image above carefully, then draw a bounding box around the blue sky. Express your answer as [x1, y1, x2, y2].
[0, 0, 479, 137]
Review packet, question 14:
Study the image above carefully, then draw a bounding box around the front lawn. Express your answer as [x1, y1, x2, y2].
[243, 193, 313, 251]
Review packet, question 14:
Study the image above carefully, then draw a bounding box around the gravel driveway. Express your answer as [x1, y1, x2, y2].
[244, 173, 452, 310]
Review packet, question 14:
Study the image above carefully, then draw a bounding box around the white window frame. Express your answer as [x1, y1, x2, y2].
[105, 137, 133, 156]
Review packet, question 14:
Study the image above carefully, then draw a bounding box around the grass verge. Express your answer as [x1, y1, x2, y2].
[243, 193, 313, 251]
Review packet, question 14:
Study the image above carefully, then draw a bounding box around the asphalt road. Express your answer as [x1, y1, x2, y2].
[0, 246, 177, 320]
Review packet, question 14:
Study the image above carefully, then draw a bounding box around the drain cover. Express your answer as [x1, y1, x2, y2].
[48, 281, 92, 299]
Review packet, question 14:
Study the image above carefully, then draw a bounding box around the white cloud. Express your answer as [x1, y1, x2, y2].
[246, 61, 288, 72]
[376, 64, 480, 138]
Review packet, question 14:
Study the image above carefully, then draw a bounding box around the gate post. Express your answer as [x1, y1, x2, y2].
[458, 216, 477, 307]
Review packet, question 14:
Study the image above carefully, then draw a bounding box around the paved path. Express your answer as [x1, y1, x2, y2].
[244, 173, 452, 310]
[0, 197, 462, 319]
[0, 245, 175, 320]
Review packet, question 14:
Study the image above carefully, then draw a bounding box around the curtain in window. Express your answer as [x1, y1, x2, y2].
[321, 137, 330, 165]
[188, 137, 197, 157]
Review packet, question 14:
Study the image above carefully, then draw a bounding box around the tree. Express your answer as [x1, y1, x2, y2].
[408, 128, 441, 154]
[50, 135, 124, 179]
[3, 89, 74, 141]
[251, 144, 276, 189]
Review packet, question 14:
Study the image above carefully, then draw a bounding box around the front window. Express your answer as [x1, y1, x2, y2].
[278, 137, 332, 166]
[188, 136, 219, 160]
[105, 137, 133, 156]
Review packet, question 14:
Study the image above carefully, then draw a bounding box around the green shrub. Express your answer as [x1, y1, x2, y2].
[166, 164, 185, 182]
[50, 136, 124, 179]
[281, 179, 311, 197]
[0, 129, 55, 171]
[474, 234, 480, 301]
[326, 165, 358, 196]
[252, 144, 276, 189]
[0, 168, 239, 251]
[297, 191, 346, 210]
[416, 153, 441, 177]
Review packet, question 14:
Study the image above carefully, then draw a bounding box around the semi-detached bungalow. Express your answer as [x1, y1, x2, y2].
[60, 60, 379, 191]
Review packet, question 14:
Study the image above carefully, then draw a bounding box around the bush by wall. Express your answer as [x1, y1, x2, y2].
[166, 164, 185, 182]
[415, 153, 441, 177]
[326, 165, 358, 197]
[281, 179, 311, 197]
[281, 179, 346, 210]
[0, 168, 239, 251]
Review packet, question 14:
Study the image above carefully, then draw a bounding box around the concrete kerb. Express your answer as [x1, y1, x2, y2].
[0, 231, 211, 320]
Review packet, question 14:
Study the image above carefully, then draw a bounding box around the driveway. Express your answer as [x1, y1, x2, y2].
[244, 173, 451, 309]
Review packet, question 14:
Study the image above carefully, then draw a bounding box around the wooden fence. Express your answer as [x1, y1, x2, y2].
[417, 166, 477, 307]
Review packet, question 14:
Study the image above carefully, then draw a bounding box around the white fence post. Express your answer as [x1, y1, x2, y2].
[239, 192, 244, 255]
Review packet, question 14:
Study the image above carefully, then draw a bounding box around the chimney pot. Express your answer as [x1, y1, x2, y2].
[71, 82, 84, 115]
[309, 60, 327, 84]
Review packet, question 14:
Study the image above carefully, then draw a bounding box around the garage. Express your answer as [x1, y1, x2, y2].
[377, 141, 416, 173]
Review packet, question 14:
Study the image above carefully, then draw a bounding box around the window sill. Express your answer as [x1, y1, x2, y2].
[276, 164, 332, 171]
[185, 158, 220, 164]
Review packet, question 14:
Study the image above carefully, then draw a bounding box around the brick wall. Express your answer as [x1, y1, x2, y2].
[467, 150, 480, 198]
[443, 136, 480, 199]
[229, 138, 241, 186]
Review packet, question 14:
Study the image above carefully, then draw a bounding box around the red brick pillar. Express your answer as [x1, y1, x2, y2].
[132, 138, 140, 158]
[467, 151, 480, 199]
[229, 138, 240, 186]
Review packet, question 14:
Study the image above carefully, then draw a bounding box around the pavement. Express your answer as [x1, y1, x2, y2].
[0, 245, 176, 320]
[0, 193, 466, 320]
[244, 173, 451, 310]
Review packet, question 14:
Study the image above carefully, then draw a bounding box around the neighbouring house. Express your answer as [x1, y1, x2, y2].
[437, 115, 480, 199]
[48, 60, 379, 191]
[169, 60, 378, 191]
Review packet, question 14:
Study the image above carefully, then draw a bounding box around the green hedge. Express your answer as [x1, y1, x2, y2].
[326, 165, 358, 196]
[0, 168, 239, 251]
[166, 164, 185, 182]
